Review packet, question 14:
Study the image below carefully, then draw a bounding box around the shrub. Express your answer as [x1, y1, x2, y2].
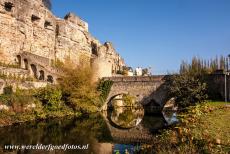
[51, 58, 64, 68]
[0, 89, 38, 113]
[166, 74, 208, 109]
[58, 64, 100, 113]
[97, 80, 113, 103]
[3, 85, 13, 95]
[35, 86, 62, 111]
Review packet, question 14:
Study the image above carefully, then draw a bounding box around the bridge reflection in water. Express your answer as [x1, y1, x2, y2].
[102, 106, 178, 145]
[0, 108, 178, 154]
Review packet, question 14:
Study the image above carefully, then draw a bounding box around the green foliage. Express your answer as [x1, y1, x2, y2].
[97, 80, 113, 103]
[123, 94, 136, 107]
[176, 55, 229, 106]
[0, 94, 11, 105]
[0, 88, 38, 112]
[51, 58, 64, 68]
[117, 109, 135, 124]
[180, 55, 229, 75]
[167, 74, 208, 109]
[58, 65, 100, 113]
[3, 85, 13, 95]
[35, 86, 62, 111]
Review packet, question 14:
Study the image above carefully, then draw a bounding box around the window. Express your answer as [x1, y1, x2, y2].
[31, 15, 40, 22]
[91, 42, 98, 56]
[44, 20, 52, 28]
[47, 75, 54, 83]
[4, 2, 13, 12]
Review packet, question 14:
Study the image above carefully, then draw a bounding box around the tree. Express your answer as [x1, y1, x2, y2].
[166, 74, 207, 109]
[58, 63, 100, 113]
[179, 55, 229, 75]
[35, 86, 62, 111]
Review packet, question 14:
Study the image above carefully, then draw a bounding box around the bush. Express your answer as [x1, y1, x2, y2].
[58, 64, 100, 113]
[3, 85, 13, 95]
[0, 89, 38, 113]
[35, 86, 62, 111]
[97, 80, 113, 103]
[167, 74, 208, 109]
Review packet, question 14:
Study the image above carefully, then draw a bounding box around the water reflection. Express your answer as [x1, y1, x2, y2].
[0, 108, 178, 154]
[109, 107, 144, 129]
[163, 111, 179, 125]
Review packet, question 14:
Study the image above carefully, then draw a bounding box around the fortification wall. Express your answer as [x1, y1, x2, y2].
[0, 0, 125, 78]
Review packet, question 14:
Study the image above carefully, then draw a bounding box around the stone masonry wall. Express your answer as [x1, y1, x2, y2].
[206, 74, 230, 101]
[0, 0, 125, 78]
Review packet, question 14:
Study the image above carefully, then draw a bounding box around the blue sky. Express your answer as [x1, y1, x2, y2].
[52, 0, 230, 74]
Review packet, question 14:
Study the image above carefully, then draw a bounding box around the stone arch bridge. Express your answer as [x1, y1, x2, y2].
[101, 76, 170, 111]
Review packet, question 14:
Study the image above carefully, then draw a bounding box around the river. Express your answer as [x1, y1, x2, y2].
[0, 107, 178, 154]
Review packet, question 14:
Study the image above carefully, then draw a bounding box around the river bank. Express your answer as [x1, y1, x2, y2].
[0, 86, 81, 127]
[0, 107, 77, 127]
[0, 100, 229, 153]
[154, 101, 230, 153]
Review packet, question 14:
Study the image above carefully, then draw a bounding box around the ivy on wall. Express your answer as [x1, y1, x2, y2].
[97, 80, 113, 103]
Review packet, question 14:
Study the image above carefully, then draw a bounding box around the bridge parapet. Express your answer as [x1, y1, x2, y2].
[103, 76, 166, 82]
[101, 75, 170, 111]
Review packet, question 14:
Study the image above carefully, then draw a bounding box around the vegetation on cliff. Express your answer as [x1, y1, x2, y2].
[0, 86, 75, 127]
[0, 62, 104, 126]
[57, 63, 101, 113]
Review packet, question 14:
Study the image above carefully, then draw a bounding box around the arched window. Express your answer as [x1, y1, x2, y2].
[47, 75, 54, 83]
[39, 70, 45, 81]
[91, 42, 98, 56]
[24, 59, 28, 70]
[30, 64, 38, 79]
[16, 55, 21, 67]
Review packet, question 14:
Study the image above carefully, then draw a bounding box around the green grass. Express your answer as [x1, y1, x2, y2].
[185, 101, 230, 153]
[155, 100, 230, 153]
[206, 100, 230, 106]
[191, 101, 230, 149]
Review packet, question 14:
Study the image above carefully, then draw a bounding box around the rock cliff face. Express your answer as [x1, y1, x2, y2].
[0, 0, 125, 78]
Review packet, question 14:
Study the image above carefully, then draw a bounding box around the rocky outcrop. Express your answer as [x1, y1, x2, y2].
[0, 0, 125, 78]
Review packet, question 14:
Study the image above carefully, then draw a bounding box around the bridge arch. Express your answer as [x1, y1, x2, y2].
[101, 76, 169, 111]
[107, 93, 129, 109]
